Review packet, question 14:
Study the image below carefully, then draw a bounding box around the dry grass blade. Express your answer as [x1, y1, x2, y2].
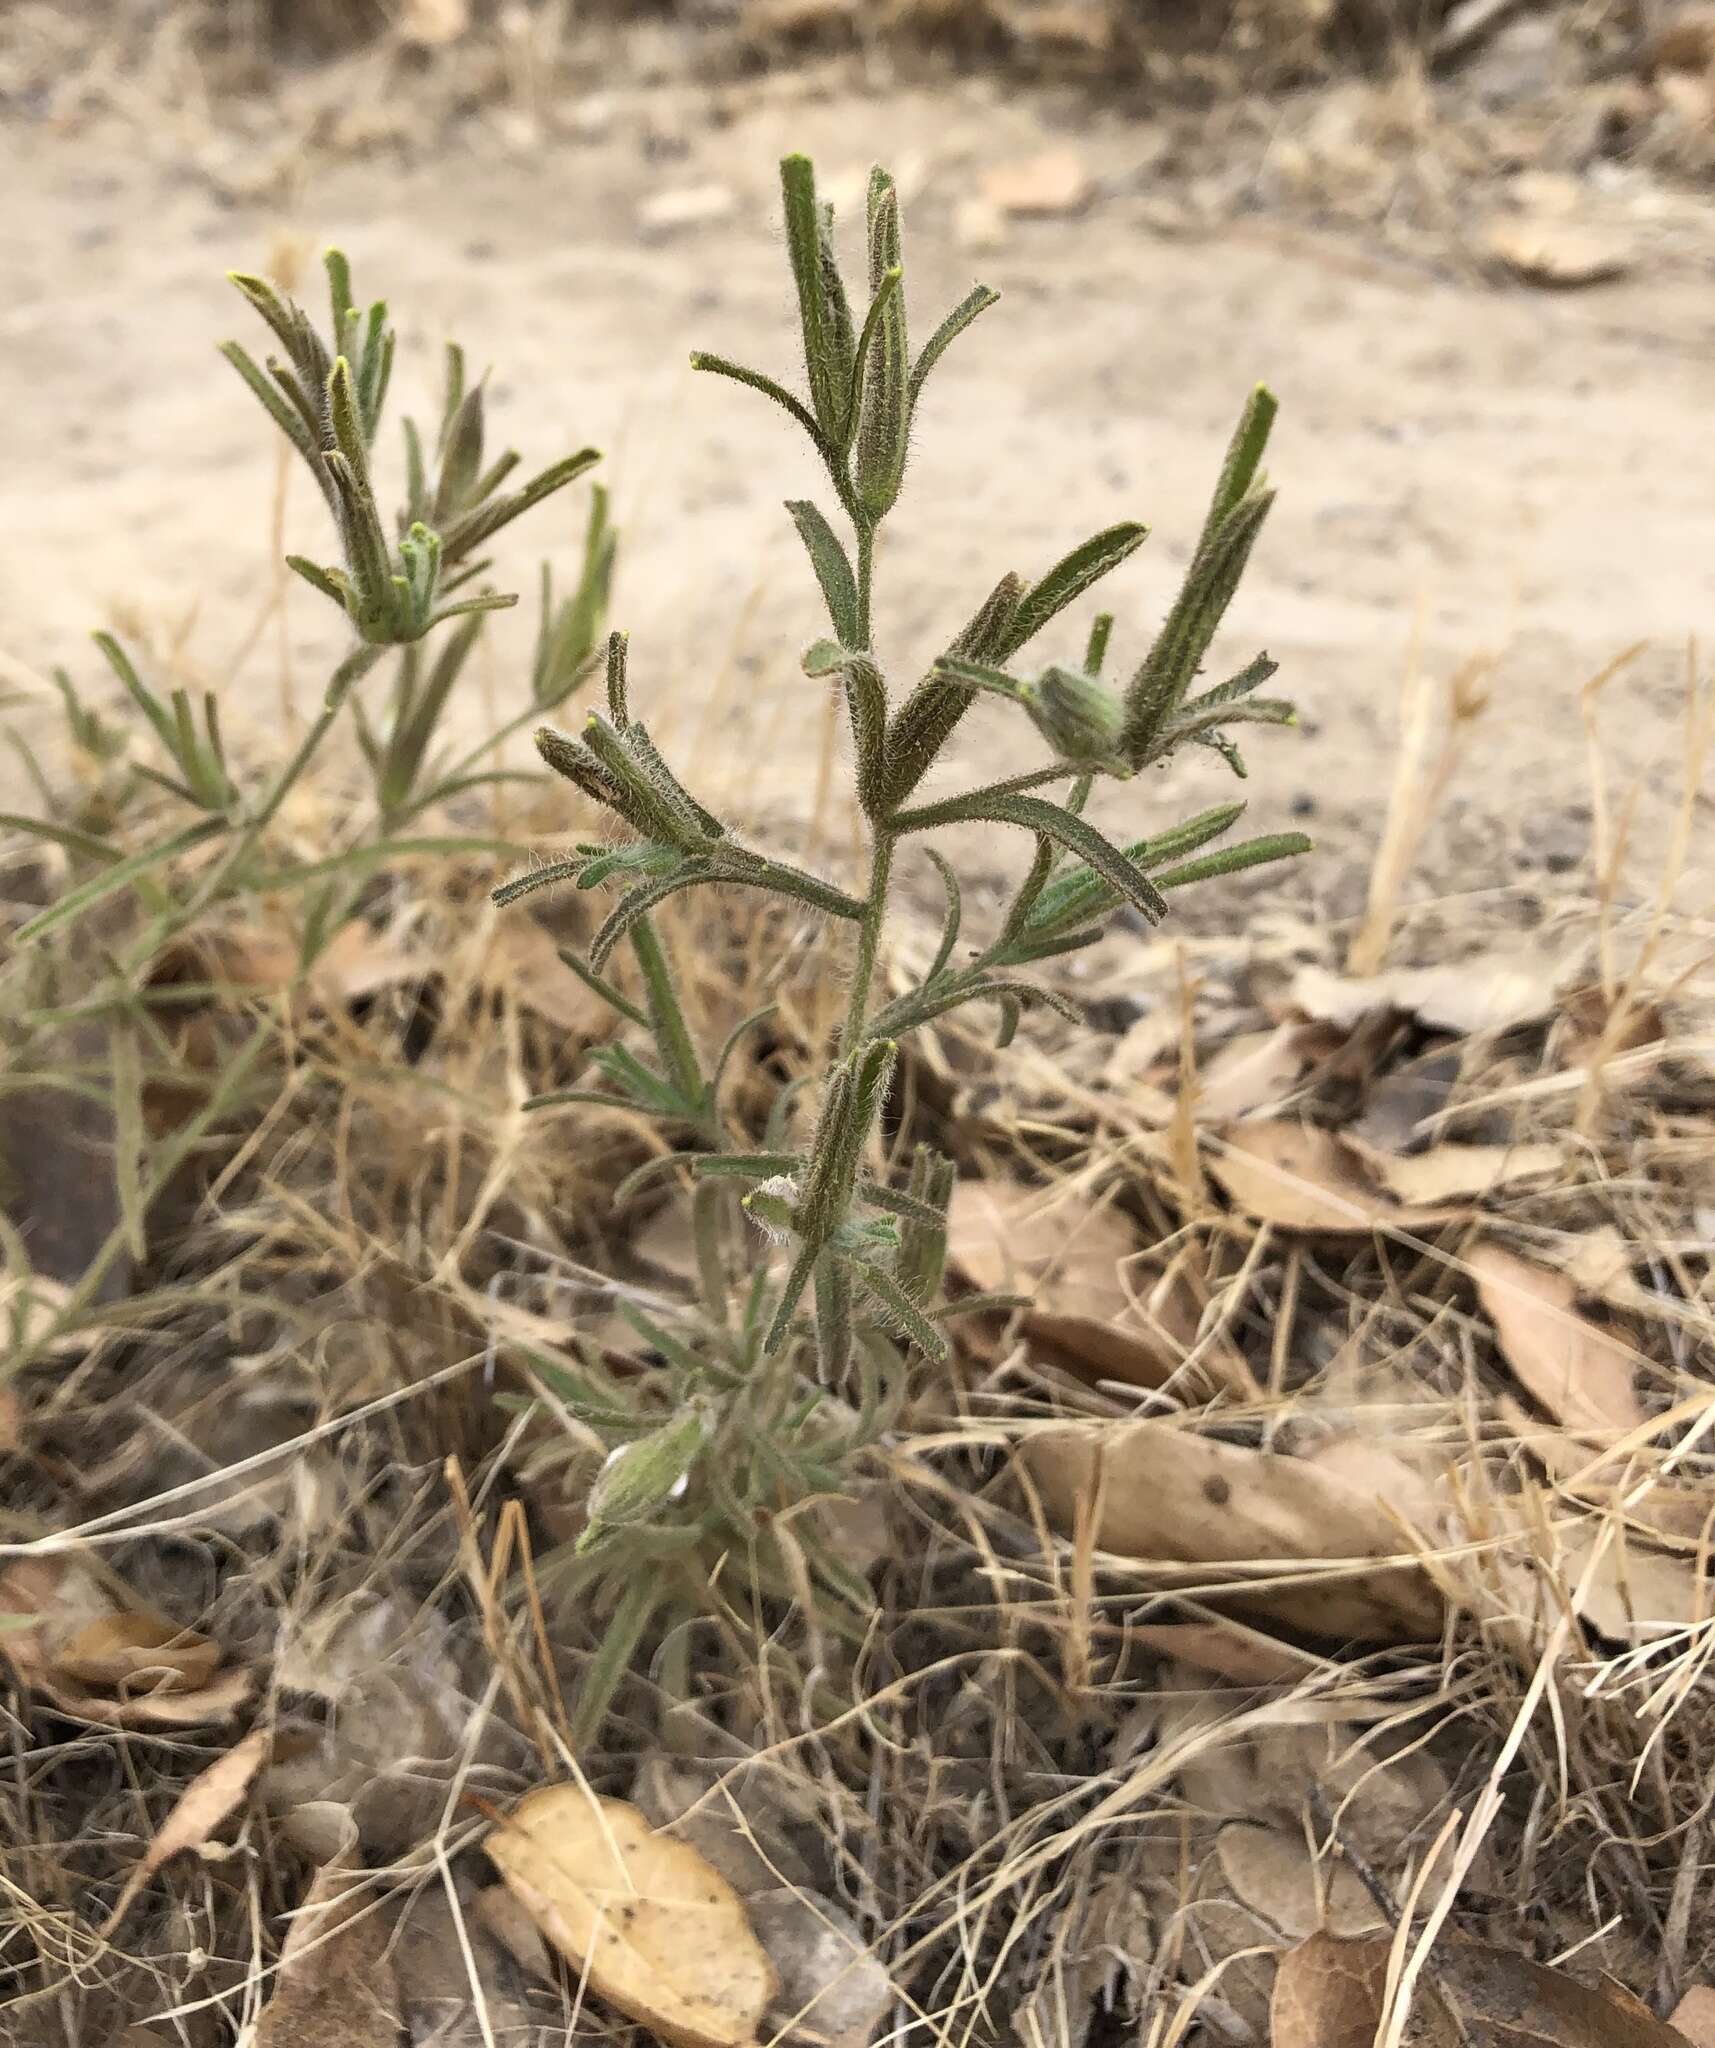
[1347, 646, 1491, 978]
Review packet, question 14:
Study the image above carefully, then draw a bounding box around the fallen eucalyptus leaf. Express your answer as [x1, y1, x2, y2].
[1215, 1822, 1385, 1940]
[485, 1783, 777, 2048]
[1208, 1120, 1460, 1235]
[1272, 1931, 1691, 2047]
[1366, 1140, 1565, 1206]
[1023, 1421, 1442, 1640]
[103, 1725, 271, 1933]
[251, 1802, 400, 2047]
[1293, 954, 1565, 1037]
[1129, 1618, 1329, 1687]
[1670, 1988, 1715, 2048]
[0, 1553, 252, 1726]
[981, 148, 1092, 216]
[748, 1887, 894, 2048]
[946, 1179, 1171, 1389]
[1484, 214, 1635, 287]
[1471, 1243, 1646, 1439]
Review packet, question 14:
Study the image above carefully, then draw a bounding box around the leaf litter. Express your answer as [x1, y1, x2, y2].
[6, 661, 1715, 2046]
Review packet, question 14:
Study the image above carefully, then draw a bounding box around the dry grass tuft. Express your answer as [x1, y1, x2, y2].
[4, 636, 1714, 2042]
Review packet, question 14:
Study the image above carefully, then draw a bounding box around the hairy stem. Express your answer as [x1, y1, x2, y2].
[129, 642, 384, 968]
[839, 829, 895, 1056]
[854, 523, 875, 650]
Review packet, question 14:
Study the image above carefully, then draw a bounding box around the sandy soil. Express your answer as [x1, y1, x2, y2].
[3, 77, 1712, 913]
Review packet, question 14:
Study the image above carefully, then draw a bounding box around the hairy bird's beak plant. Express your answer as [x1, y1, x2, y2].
[3, 250, 610, 1376]
[491, 154, 1311, 1738]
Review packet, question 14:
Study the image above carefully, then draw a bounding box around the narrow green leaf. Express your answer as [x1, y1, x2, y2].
[1085, 612, 1115, 675]
[1153, 831, 1312, 891]
[1176, 649, 1280, 717]
[787, 501, 860, 644]
[781, 153, 844, 443]
[689, 352, 828, 453]
[589, 861, 717, 972]
[909, 283, 999, 412]
[849, 1259, 948, 1362]
[1123, 486, 1275, 761]
[854, 171, 908, 521]
[219, 341, 319, 471]
[492, 856, 589, 908]
[0, 814, 121, 864]
[923, 847, 962, 983]
[1000, 522, 1149, 660]
[691, 1151, 800, 1180]
[16, 817, 227, 945]
[941, 794, 1168, 922]
[877, 570, 1027, 811]
[1203, 384, 1277, 539]
[764, 1240, 820, 1355]
[557, 945, 649, 1028]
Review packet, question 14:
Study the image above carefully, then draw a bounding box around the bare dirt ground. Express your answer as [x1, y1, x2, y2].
[4, 72, 1713, 913]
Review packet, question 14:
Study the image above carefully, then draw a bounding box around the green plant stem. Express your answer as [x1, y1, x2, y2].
[628, 912, 712, 1136]
[127, 643, 383, 968]
[834, 512, 889, 1055]
[839, 830, 895, 1055]
[854, 524, 875, 649]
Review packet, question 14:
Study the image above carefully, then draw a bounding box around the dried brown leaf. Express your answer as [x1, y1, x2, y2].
[400, 0, 470, 45]
[1484, 214, 1635, 286]
[1215, 1823, 1385, 1940]
[1129, 1618, 1329, 1687]
[1560, 1521, 1708, 1643]
[633, 1757, 894, 2045]
[482, 920, 616, 1039]
[1207, 1121, 1461, 1235]
[1271, 1931, 1456, 2048]
[55, 1613, 224, 1692]
[475, 1881, 554, 1980]
[747, 1888, 895, 2048]
[1292, 955, 1563, 1036]
[0, 1553, 252, 1726]
[1670, 1988, 1715, 2048]
[0, 1040, 128, 1294]
[254, 1802, 399, 2047]
[1193, 1020, 1332, 1123]
[102, 1725, 271, 1933]
[1273, 1932, 1693, 2047]
[1366, 1141, 1565, 1206]
[486, 1784, 778, 2048]
[1023, 1421, 1442, 1641]
[1471, 1244, 1646, 1438]
[946, 1180, 1177, 1390]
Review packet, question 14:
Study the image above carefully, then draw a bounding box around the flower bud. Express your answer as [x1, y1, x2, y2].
[1025, 665, 1127, 771]
[744, 1174, 802, 1245]
[579, 1402, 712, 1552]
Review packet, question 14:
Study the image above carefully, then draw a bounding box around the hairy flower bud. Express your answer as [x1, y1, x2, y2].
[579, 1401, 712, 1552]
[1025, 664, 1128, 771]
[744, 1174, 802, 1245]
